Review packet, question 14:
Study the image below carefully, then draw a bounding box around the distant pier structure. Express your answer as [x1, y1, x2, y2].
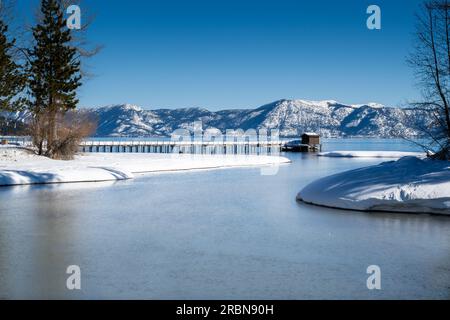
[79, 133, 321, 155]
[281, 133, 322, 152]
[79, 139, 286, 155]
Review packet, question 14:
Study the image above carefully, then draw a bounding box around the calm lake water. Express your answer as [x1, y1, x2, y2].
[0, 139, 449, 299]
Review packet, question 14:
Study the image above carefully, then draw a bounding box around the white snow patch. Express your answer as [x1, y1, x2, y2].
[0, 147, 290, 187]
[318, 151, 425, 158]
[297, 157, 450, 215]
[351, 102, 385, 109]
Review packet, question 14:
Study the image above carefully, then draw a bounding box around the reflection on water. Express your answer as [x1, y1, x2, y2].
[0, 141, 449, 299]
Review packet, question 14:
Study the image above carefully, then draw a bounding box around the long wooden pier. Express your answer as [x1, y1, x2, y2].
[79, 140, 287, 155]
[1, 135, 322, 155]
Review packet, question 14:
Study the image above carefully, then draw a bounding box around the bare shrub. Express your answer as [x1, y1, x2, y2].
[29, 111, 50, 156]
[30, 110, 97, 160]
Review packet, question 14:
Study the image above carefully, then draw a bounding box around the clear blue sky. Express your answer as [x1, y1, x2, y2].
[17, 0, 424, 110]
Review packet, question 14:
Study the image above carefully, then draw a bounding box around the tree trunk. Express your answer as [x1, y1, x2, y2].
[444, 0, 450, 138]
[38, 140, 43, 156]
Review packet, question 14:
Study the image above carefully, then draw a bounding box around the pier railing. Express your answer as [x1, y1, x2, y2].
[1, 136, 311, 155]
[78, 139, 288, 155]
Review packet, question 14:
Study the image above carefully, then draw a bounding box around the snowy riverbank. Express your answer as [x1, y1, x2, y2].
[0, 146, 290, 187]
[297, 156, 450, 215]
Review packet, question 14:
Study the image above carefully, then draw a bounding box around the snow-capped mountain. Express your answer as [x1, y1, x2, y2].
[92, 99, 431, 138]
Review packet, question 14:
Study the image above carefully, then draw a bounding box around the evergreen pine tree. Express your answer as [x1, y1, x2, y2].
[0, 18, 25, 112]
[29, 0, 82, 151]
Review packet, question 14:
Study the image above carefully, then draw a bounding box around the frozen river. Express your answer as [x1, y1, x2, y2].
[0, 139, 449, 299]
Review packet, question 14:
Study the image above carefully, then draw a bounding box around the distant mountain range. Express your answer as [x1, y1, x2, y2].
[90, 99, 430, 138]
[2, 99, 431, 138]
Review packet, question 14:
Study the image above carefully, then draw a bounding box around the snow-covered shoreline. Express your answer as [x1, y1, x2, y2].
[0, 147, 290, 187]
[297, 156, 450, 215]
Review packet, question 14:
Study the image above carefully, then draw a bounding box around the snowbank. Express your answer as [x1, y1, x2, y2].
[318, 151, 425, 158]
[0, 147, 290, 187]
[297, 157, 450, 215]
